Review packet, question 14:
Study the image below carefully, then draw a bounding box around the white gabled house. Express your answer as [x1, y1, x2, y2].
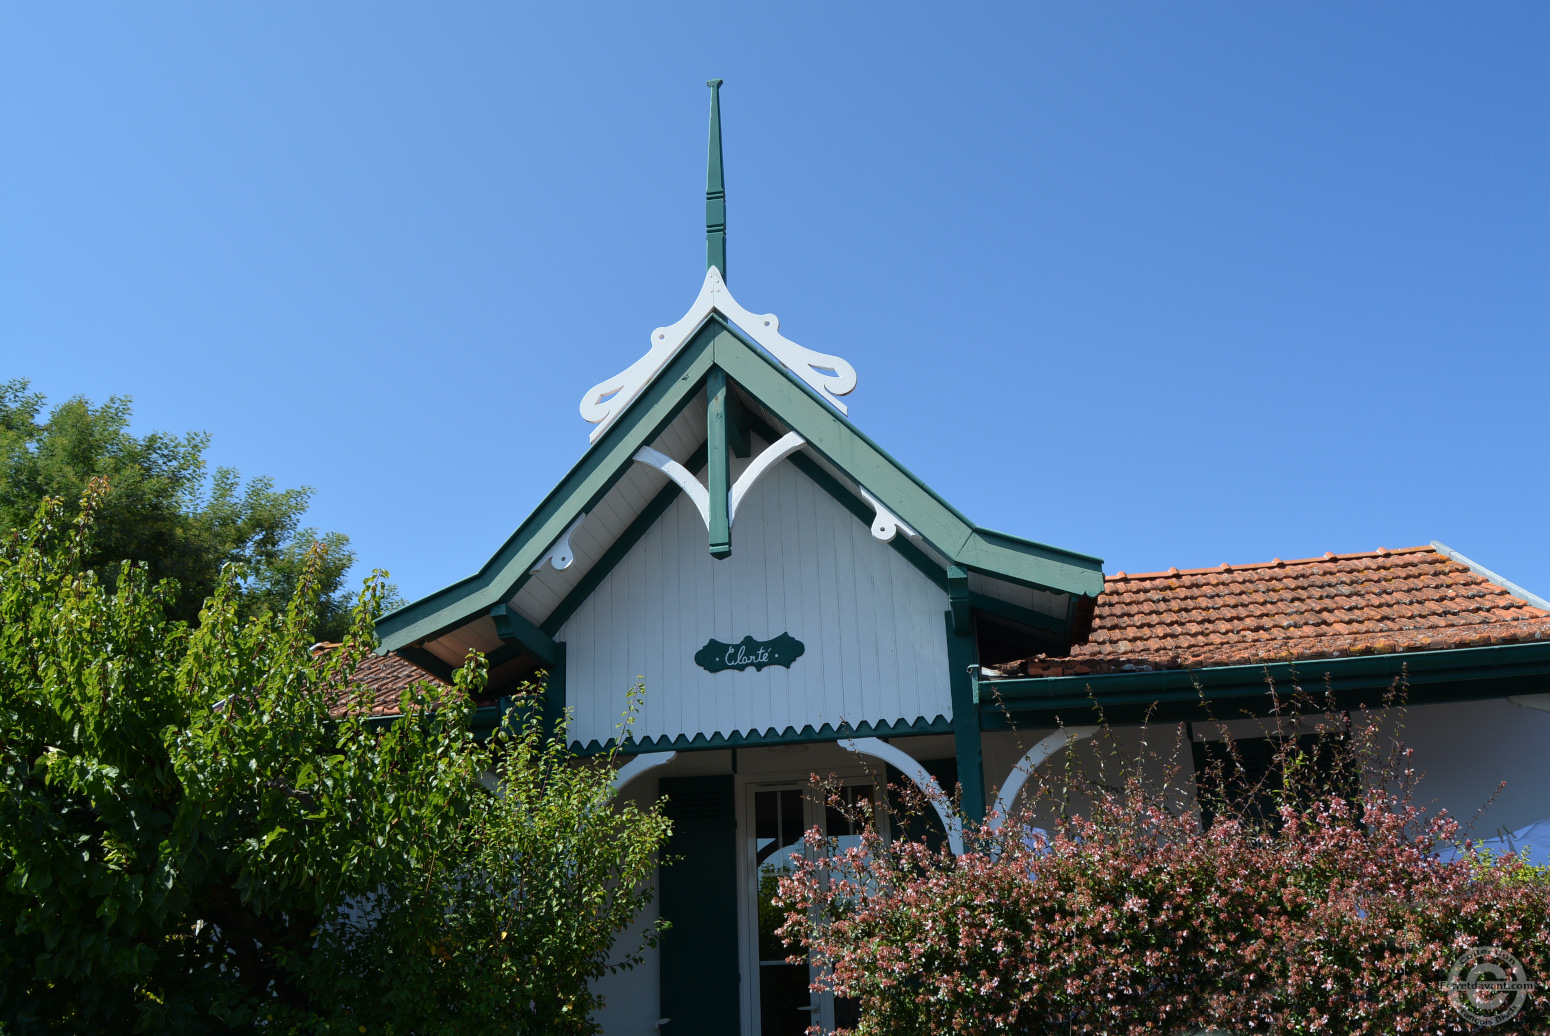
[372, 82, 1550, 1036]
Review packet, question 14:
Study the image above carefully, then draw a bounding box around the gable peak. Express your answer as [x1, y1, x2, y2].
[578, 266, 858, 443]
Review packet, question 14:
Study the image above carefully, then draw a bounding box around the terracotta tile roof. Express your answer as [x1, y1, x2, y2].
[1007, 547, 1550, 679]
[312, 644, 448, 716]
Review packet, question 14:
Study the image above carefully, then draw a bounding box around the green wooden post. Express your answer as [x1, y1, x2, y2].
[946, 609, 986, 822]
[707, 367, 732, 558]
[705, 78, 727, 280]
[948, 564, 972, 635]
[542, 641, 566, 740]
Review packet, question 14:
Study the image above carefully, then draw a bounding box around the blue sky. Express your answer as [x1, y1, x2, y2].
[3, 4, 1547, 603]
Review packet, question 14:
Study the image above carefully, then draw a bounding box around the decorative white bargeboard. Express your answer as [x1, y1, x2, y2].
[580, 267, 858, 442]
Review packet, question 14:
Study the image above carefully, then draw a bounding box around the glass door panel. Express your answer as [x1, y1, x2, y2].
[822, 785, 868, 1032]
[751, 783, 875, 1035]
[755, 788, 811, 1036]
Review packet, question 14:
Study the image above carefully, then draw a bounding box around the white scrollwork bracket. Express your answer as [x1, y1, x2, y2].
[531, 513, 587, 574]
[840, 736, 964, 856]
[581, 267, 858, 443]
[859, 488, 917, 543]
[634, 434, 806, 533]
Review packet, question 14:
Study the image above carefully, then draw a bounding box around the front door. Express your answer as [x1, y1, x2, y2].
[748, 782, 873, 1035]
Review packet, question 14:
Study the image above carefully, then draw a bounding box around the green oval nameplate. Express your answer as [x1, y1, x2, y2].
[695, 633, 805, 673]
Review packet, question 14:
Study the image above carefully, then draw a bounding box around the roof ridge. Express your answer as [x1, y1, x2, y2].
[1108, 545, 1439, 582]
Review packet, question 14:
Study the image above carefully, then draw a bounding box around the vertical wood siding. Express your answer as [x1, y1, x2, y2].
[558, 459, 951, 748]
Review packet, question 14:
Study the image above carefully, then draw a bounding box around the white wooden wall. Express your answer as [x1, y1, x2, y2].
[558, 458, 952, 747]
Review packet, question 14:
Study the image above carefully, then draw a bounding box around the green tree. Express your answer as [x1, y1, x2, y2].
[0, 378, 363, 640]
[0, 483, 670, 1033]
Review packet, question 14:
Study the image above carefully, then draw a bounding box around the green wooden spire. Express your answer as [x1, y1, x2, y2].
[705, 78, 726, 281]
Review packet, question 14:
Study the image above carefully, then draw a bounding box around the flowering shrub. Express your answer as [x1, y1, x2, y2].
[776, 724, 1550, 1035]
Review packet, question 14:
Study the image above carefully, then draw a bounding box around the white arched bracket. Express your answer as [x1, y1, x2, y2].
[840, 737, 963, 856]
[989, 726, 1098, 832]
[632, 447, 712, 527]
[1509, 694, 1550, 714]
[531, 513, 587, 574]
[634, 434, 807, 534]
[581, 267, 857, 443]
[611, 751, 677, 794]
[859, 488, 917, 543]
[729, 432, 806, 523]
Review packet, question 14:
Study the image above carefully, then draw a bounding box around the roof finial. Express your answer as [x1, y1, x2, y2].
[705, 78, 726, 283]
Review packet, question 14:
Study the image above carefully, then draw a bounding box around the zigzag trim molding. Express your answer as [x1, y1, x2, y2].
[572, 713, 952, 756]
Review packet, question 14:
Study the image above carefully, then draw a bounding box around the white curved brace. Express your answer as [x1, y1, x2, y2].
[581, 267, 857, 443]
[632, 447, 711, 528]
[989, 726, 1099, 831]
[840, 736, 963, 856]
[859, 488, 917, 543]
[531, 512, 587, 574]
[729, 432, 806, 523]
[1509, 694, 1550, 714]
[611, 751, 677, 794]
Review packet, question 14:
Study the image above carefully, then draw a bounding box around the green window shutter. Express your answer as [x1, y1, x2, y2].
[659, 775, 740, 1035]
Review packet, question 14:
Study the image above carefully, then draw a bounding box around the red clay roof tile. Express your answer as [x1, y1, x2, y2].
[312, 645, 449, 717]
[1012, 547, 1550, 678]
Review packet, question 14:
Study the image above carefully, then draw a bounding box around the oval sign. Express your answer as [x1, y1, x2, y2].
[695, 633, 805, 673]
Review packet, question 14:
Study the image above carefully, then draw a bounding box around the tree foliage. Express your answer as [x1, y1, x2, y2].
[778, 712, 1550, 1035]
[0, 379, 363, 640]
[0, 482, 670, 1033]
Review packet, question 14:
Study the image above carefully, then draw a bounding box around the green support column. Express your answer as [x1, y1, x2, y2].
[542, 641, 566, 740]
[948, 564, 972, 635]
[946, 609, 985, 823]
[707, 367, 732, 558]
[705, 78, 727, 280]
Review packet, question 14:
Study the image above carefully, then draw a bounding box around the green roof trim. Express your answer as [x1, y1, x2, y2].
[573, 713, 953, 756]
[712, 326, 1105, 595]
[379, 311, 1104, 655]
[977, 641, 1550, 724]
[376, 323, 720, 651]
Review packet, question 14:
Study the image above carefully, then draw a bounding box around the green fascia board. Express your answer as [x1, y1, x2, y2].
[979, 641, 1550, 719]
[711, 320, 1104, 598]
[572, 713, 953, 756]
[958, 527, 1105, 598]
[361, 701, 506, 741]
[375, 324, 721, 652]
[380, 310, 1102, 653]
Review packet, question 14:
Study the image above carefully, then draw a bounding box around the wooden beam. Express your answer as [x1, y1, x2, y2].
[394, 645, 456, 683]
[707, 366, 732, 559]
[490, 603, 558, 667]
